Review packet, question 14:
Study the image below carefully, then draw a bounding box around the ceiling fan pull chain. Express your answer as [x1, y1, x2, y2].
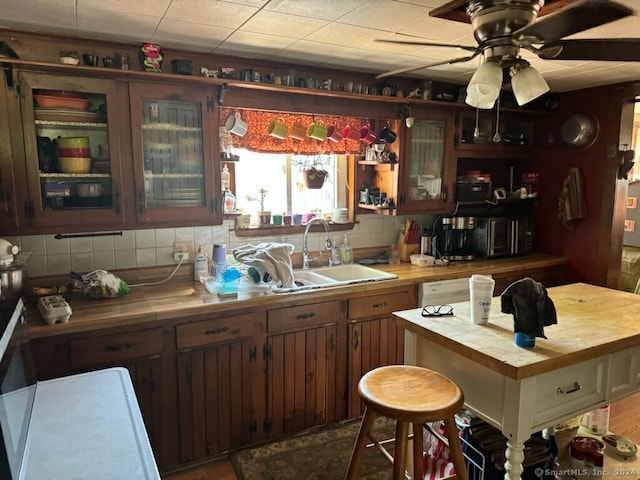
[473, 107, 480, 140]
[493, 96, 501, 144]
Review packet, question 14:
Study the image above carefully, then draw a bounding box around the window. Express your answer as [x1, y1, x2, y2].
[233, 150, 348, 223]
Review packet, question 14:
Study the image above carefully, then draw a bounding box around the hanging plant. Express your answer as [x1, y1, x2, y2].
[301, 166, 328, 189]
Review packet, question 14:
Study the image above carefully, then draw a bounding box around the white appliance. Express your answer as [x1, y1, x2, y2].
[0, 299, 160, 480]
[419, 277, 470, 307]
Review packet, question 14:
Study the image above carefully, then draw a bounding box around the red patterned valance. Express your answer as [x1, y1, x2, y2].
[220, 107, 367, 155]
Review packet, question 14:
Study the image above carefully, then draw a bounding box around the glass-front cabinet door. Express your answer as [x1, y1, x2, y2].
[129, 82, 220, 225]
[397, 108, 456, 214]
[17, 71, 126, 229]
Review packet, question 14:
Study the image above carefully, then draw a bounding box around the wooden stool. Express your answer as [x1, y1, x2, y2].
[344, 365, 468, 480]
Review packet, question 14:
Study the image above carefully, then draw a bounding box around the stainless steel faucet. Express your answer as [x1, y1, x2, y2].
[302, 217, 333, 269]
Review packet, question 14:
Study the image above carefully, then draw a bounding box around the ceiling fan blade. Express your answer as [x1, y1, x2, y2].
[375, 52, 480, 80]
[538, 39, 640, 61]
[375, 38, 478, 53]
[514, 0, 633, 44]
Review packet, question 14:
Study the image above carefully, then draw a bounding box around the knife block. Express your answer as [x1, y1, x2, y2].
[397, 233, 420, 262]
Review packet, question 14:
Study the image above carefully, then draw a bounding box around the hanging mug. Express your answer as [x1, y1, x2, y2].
[307, 120, 327, 141]
[359, 124, 377, 144]
[326, 125, 343, 143]
[268, 117, 289, 139]
[289, 121, 307, 141]
[379, 124, 397, 143]
[225, 112, 248, 137]
[342, 125, 360, 141]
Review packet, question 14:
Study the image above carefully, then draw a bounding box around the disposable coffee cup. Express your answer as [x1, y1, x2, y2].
[469, 275, 495, 325]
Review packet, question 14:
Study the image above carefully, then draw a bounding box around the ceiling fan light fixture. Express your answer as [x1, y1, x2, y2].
[511, 63, 550, 106]
[465, 59, 502, 108]
[464, 85, 495, 109]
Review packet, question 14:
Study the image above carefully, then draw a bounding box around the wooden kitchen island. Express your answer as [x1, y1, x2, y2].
[393, 283, 640, 480]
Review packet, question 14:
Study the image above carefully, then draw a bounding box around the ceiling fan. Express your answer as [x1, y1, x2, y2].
[375, 0, 640, 106]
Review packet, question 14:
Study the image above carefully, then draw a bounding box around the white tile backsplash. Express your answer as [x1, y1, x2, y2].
[16, 214, 436, 277]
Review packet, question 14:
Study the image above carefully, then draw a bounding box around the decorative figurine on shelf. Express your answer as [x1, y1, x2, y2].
[139, 43, 163, 72]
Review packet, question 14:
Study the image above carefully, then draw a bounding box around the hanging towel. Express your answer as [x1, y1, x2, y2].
[558, 166, 588, 229]
[232, 242, 295, 287]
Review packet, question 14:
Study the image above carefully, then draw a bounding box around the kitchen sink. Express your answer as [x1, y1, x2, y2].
[291, 270, 340, 287]
[279, 264, 397, 292]
[204, 264, 398, 294]
[307, 264, 398, 283]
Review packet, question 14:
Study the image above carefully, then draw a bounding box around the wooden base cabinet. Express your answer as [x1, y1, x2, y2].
[263, 301, 347, 439]
[175, 313, 257, 464]
[346, 287, 417, 418]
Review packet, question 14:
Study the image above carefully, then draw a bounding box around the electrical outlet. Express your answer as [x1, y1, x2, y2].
[173, 241, 194, 263]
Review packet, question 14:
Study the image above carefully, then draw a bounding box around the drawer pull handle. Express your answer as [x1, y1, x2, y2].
[557, 382, 581, 395]
[296, 312, 315, 320]
[105, 343, 133, 351]
[205, 326, 228, 335]
[372, 302, 388, 309]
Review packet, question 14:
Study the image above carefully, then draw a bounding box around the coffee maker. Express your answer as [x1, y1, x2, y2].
[436, 216, 476, 261]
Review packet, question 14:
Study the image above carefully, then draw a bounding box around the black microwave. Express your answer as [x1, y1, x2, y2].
[472, 216, 533, 257]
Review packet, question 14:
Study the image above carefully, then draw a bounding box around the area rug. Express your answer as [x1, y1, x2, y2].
[230, 417, 396, 480]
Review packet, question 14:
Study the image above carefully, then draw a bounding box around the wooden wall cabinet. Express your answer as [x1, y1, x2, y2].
[357, 107, 457, 216]
[0, 62, 224, 235]
[10, 71, 129, 231]
[128, 81, 222, 226]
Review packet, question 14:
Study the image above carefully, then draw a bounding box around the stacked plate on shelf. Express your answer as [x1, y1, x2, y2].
[33, 90, 99, 122]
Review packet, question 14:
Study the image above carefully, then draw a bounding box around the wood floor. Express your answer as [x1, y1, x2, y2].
[162, 393, 640, 480]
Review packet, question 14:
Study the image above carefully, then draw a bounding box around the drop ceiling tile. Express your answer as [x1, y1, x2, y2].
[270, 39, 351, 65]
[265, 0, 367, 21]
[77, 0, 171, 15]
[217, 30, 297, 57]
[164, 0, 259, 29]
[153, 20, 233, 51]
[1, 0, 75, 29]
[305, 22, 391, 48]
[77, 9, 159, 40]
[240, 10, 328, 38]
[337, 0, 430, 32]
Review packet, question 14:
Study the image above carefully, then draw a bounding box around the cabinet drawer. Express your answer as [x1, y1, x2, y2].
[71, 328, 164, 369]
[176, 313, 253, 350]
[267, 301, 341, 333]
[348, 290, 416, 320]
[532, 357, 606, 427]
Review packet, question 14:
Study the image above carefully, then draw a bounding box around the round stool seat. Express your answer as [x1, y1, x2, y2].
[358, 365, 464, 423]
[345, 365, 468, 480]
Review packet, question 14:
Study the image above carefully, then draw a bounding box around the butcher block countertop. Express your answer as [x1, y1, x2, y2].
[395, 282, 640, 380]
[25, 253, 566, 339]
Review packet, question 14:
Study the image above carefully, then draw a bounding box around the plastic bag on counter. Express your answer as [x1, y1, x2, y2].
[71, 270, 130, 299]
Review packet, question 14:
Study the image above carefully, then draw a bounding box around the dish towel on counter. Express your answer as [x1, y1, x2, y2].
[233, 242, 295, 287]
[500, 277, 557, 338]
[558, 166, 588, 229]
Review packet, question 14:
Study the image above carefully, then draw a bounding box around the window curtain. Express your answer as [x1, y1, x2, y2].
[220, 107, 366, 155]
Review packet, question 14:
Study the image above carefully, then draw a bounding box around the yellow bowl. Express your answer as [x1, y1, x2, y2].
[58, 157, 91, 173]
[56, 137, 90, 149]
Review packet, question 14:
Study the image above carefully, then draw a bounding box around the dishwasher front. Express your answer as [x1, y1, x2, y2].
[419, 277, 470, 306]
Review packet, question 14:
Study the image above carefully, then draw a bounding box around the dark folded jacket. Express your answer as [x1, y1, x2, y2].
[500, 277, 557, 338]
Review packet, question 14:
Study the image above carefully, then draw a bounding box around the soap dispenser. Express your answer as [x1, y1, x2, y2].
[194, 245, 208, 281]
[339, 233, 353, 264]
[331, 237, 341, 265]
